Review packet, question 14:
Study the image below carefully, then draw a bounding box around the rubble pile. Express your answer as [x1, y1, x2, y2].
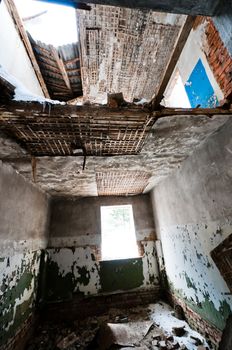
[25, 302, 210, 350]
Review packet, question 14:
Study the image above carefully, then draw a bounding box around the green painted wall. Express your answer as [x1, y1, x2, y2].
[43, 246, 158, 303]
[100, 258, 143, 292]
[0, 251, 41, 347]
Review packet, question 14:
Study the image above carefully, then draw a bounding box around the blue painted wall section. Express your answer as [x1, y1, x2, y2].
[185, 59, 219, 108]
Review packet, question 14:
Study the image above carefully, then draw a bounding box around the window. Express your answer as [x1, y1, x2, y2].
[100, 205, 139, 260]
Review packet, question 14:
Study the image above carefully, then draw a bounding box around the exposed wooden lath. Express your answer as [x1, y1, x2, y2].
[29, 38, 83, 101]
[0, 102, 154, 157]
[77, 5, 185, 103]
[96, 171, 151, 195]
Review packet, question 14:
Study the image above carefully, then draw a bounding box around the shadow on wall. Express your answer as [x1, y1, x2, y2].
[43, 243, 159, 303]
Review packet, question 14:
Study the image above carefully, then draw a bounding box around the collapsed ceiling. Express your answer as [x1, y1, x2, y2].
[0, 1, 231, 197]
[77, 6, 186, 103]
[30, 38, 82, 101]
[0, 101, 229, 196]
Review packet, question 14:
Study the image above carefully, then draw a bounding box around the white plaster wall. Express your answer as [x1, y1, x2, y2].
[151, 118, 232, 329]
[0, 251, 41, 335]
[0, 1, 44, 96]
[165, 22, 224, 106]
[160, 221, 232, 308]
[177, 23, 223, 100]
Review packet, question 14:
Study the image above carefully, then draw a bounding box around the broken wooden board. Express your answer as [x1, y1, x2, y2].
[96, 321, 154, 350]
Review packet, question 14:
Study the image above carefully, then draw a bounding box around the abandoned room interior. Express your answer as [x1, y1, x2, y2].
[0, 0, 232, 349]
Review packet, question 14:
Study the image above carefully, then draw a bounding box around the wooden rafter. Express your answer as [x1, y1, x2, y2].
[64, 57, 80, 65]
[152, 15, 196, 109]
[4, 0, 50, 98]
[153, 107, 232, 118]
[50, 46, 72, 91]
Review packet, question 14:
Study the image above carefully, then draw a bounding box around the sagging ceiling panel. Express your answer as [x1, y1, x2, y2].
[96, 170, 151, 196]
[0, 102, 154, 156]
[77, 5, 186, 103]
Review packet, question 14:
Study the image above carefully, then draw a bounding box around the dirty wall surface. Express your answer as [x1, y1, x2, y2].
[46, 195, 160, 302]
[0, 161, 50, 347]
[151, 119, 232, 331]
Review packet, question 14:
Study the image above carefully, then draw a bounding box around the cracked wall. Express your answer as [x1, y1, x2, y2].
[45, 195, 160, 302]
[0, 161, 50, 348]
[151, 118, 232, 331]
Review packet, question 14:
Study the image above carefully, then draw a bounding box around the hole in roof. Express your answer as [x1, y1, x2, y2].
[14, 0, 77, 47]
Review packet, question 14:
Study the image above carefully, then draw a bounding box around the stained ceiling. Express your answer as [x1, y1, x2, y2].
[77, 6, 186, 103]
[0, 102, 229, 197]
[0, 1, 230, 198]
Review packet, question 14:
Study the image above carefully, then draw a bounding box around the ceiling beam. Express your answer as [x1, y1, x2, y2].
[0, 101, 231, 118]
[34, 0, 220, 16]
[50, 46, 72, 91]
[5, 0, 50, 98]
[153, 107, 232, 119]
[151, 15, 196, 110]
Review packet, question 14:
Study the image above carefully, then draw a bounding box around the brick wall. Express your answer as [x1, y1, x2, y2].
[168, 293, 222, 349]
[205, 19, 232, 101]
[42, 287, 160, 322]
[194, 16, 232, 101]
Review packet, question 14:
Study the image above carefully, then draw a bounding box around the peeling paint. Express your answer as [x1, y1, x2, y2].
[160, 221, 232, 330]
[44, 241, 159, 302]
[142, 241, 159, 286]
[0, 251, 41, 346]
[45, 247, 101, 301]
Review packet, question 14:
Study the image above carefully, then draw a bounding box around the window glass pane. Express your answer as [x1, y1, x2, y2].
[101, 205, 138, 260]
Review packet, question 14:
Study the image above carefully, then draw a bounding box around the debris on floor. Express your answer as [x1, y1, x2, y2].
[94, 321, 153, 349]
[150, 302, 209, 350]
[25, 301, 210, 350]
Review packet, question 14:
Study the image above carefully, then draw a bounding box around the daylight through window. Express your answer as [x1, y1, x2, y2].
[101, 205, 139, 260]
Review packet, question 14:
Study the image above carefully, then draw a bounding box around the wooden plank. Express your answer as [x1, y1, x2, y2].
[0, 101, 231, 118]
[151, 16, 196, 110]
[66, 96, 83, 105]
[153, 107, 232, 118]
[50, 45, 72, 91]
[64, 57, 80, 65]
[66, 68, 81, 74]
[33, 43, 55, 57]
[4, 0, 50, 98]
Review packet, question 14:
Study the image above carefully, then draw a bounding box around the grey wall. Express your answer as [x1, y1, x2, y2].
[45, 194, 160, 301]
[151, 118, 232, 331]
[0, 161, 50, 347]
[49, 194, 155, 245]
[0, 161, 50, 254]
[213, 0, 232, 56]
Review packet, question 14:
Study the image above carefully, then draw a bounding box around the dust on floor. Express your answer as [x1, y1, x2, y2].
[26, 301, 210, 350]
